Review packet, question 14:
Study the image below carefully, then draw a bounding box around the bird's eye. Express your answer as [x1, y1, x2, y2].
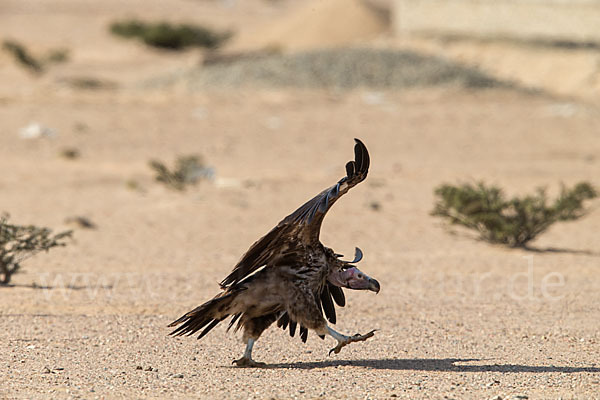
[357, 274, 363, 279]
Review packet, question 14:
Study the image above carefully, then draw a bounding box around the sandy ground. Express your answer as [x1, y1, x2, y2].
[2, 1, 600, 399]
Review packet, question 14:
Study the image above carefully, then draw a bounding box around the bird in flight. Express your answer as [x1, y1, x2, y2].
[169, 138, 380, 367]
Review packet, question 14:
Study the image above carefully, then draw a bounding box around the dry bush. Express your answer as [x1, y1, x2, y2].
[109, 20, 230, 50]
[149, 155, 214, 191]
[2, 40, 43, 73]
[432, 182, 597, 248]
[0, 214, 72, 285]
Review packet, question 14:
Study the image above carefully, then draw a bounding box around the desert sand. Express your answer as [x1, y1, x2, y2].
[1, 1, 600, 399]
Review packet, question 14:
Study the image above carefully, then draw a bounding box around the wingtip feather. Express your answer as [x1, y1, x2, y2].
[353, 138, 369, 173]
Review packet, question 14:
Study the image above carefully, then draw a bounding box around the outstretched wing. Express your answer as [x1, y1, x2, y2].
[220, 138, 370, 288]
[281, 138, 370, 243]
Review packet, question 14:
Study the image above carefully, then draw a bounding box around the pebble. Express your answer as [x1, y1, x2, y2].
[369, 201, 382, 211]
[19, 122, 56, 139]
[172, 373, 184, 378]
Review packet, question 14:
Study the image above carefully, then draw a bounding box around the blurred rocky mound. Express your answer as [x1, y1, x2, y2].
[144, 0, 510, 91]
[180, 47, 509, 90]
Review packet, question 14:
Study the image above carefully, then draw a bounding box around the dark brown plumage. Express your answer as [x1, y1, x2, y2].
[169, 139, 380, 366]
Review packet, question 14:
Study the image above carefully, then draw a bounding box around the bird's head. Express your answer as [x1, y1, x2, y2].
[327, 247, 380, 293]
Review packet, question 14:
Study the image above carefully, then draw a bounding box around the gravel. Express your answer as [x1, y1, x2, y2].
[158, 48, 512, 90]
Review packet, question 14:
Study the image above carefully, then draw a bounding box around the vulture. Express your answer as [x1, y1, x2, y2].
[169, 138, 380, 366]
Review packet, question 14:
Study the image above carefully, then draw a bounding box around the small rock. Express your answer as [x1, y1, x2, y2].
[59, 147, 80, 160]
[144, 366, 153, 372]
[19, 122, 56, 139]
[172, 373, 184, 378]
[369, 201, 381, 211]
[42, 366, 53, 374]
[512, 395, 528, 400]
[135, 366, 143, 370]
[54, 367, 64, 371]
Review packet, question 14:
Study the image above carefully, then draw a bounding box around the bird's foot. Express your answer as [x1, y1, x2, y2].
[232, 357, 267, 368]
[328, 329, 376, 356]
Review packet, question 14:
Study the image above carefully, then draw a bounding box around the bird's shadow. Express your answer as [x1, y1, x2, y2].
[261, 358, 600, 373]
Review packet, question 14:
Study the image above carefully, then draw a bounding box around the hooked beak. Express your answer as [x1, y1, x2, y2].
[368, 278, 380, 294]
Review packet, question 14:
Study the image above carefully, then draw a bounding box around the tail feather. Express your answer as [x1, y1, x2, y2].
[168, 289, 241, 339]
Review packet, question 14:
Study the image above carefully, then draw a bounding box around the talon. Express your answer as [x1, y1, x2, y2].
[232, 357, 267, 368]
[328, 330, 377, 356]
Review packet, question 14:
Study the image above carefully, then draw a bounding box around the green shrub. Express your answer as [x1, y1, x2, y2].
[109, 20, 230, 50]
[0, 214, 72, 285]
[432, 181, 597, 248]
[149, 155, 214, 191]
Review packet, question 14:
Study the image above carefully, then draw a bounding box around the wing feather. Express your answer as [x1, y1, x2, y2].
[320, 284, 337, 324]
[300, 326, 308, 343]
[329, 284, 346, 307]
[220, 139, 370, 288]
[289, 320, 297, 337]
